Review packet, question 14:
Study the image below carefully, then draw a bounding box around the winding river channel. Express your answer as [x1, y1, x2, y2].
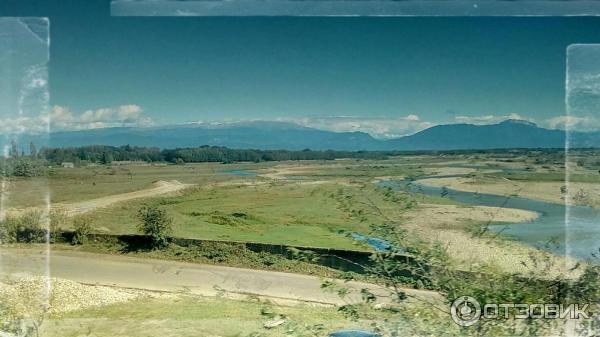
[379, 177, 600, 261]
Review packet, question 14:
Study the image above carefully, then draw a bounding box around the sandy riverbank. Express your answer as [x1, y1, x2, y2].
[402, 203, 580, 279]
[420, 176, 600, 208]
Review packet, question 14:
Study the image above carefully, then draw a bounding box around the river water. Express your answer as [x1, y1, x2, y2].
[379, 178, 600, 261]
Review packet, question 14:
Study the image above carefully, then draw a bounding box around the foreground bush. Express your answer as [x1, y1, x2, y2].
[72, 215, 93, 245]
[136, 206, 173, 249]
[49, 208, 69, 243]
[0, 210, 46, 243]
[0, 158, 47, 177]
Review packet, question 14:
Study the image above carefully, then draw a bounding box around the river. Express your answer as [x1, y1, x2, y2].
[379, 177, 600, 261]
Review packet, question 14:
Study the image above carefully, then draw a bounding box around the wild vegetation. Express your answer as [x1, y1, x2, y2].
[136, 205, 173, 249]
[0, 210, 46, 244]
[0, 158, 47, 178]
[321, 209, 600, 336]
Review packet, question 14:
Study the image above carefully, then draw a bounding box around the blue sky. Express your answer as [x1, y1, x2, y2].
[3, 0, 600, 137]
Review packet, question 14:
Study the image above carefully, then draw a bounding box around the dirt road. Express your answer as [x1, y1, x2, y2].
[0, 247, 440, 306]
[56, 180, 192, 215]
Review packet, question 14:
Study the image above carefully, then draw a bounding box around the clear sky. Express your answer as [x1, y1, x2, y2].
[2, 0, 600, 137]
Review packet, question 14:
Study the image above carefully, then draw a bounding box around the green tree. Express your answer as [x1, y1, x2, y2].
[136, 206, 173, 249]
[101, 152, 113, 164]
[11, 158, 44, 177]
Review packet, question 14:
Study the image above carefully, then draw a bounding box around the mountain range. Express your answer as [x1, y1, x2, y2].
[27, 119, 600, 151]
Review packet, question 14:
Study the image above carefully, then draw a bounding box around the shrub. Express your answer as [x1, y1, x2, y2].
[49, 208, 69, 243]
[18, 210, 46, 243]
[72, 215, 92, 245]
[2, 158, 47, 177]
[136, 206, 173, 249]
[0, 216, 19, 243]
[0, 210, 46, 243]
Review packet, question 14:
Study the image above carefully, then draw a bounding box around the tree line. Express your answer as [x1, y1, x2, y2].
[0, 143, 392, 177]
[40, 144, 390, 164]
[0, 140, 576, 178]
[38, 144, 573, 166]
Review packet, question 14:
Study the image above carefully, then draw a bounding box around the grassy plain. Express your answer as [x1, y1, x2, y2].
[85, 181, 405, 249]
[17, 159, 423, 249]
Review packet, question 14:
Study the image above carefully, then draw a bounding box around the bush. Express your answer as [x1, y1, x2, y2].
[0, 216, 19, 243]
[49, 208, 69, 243]
[0, 210, 46, 243]
[136, 206, 173, 249]
[1, 158, 46, 177]
[72, 216, 92, 245]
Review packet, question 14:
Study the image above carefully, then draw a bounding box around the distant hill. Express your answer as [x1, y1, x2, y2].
[27, 119, 600, 151]
[40, 121, 382, 151]
[385, 119, 567, 150]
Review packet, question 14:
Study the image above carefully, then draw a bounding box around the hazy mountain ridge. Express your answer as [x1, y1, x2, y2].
[29, 119, 600, 151]
[386, 119, 567, 150]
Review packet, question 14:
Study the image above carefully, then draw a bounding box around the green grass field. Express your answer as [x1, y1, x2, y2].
[83, 180, 404, 249]
[20, 158, 424, 249]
